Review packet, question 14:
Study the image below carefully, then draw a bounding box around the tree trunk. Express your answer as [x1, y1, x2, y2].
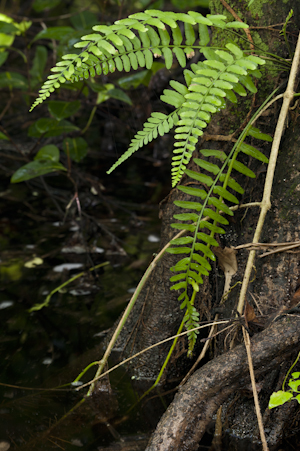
[106, 0, 300, 448]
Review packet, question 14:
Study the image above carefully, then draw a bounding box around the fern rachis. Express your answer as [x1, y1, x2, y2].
[30, 9, 273, 355]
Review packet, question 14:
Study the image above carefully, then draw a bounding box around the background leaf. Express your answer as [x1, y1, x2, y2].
[48, 100, 81, 121]
[0, 72, 28, 90]
[28, 118, 80, 137]
[32, 0, 61, 12]
[62, 137, 88, 162]
[11, 145, 66, 183]
[32, 27, 74, 43]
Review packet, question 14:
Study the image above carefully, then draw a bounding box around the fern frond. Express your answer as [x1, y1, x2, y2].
[30, 11, 250, 111]
[107, 111, 178, 174]
[169, 44, 265, 187]
[168, 122, 272, 352]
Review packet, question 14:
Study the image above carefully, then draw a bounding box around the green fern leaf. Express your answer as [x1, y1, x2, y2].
[247, 126, 273, 142]
[208, 197, 234, 215]
[240, 143, 269, 162]
[199, 23, 210, 46]
[106, 111, 177, 174]
[173, 47, 187, 67]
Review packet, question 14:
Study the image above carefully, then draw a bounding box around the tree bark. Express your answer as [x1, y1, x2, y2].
[106, 0, 300, 448]
[146, 316, 300, 451]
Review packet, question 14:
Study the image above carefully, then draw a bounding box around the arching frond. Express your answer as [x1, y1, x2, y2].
[30, 11, 249, 111]
[167, 124, 272, 354]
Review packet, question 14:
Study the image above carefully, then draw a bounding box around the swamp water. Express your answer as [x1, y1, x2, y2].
[0, 161, 172, 450]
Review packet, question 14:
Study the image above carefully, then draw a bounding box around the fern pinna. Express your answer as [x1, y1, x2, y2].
[168, 129, 270, 353]
[30, 10, 271, 355]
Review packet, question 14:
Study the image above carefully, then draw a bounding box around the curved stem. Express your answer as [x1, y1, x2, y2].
[237, 31, 300, 314]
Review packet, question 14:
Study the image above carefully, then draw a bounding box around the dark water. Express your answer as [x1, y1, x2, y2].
[0, 147, 173, 450]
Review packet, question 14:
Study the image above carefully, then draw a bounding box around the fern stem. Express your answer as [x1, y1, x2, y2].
[282, 350, 300, 391]
[81, 105, 97, 135]
[237, 31, 300, 314]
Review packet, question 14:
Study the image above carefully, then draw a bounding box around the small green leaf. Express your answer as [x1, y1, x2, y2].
[171, 237, 194, 245]
[171, 223, 197, 232]
[35, 144, 60, 162]
[48, 100, 81, 121]
[184, 169, 213, 185]
[32, 0, 61, 12]
[11, 145, 66, 183]
[170, 281, 187, 291]
[62, 137, 88, 162]
[98, 39, 117, 55]
[0, 21, 19, 34]
[204, 208, 229, 225]
[292, 372, 300, 379]
[192, 253, 211, 270]
[213, 186, 239, 204]
[239, 74, 257, 93]
[188, 11, 212, 26]
[247, 55, 265, 65]
[225, 43, 243, 59]
[0, 72, 28, 90]
[194, 158, 220, 175]
[70, 10, 98, 30]
[173, 47, 186, 67]
[173, 213, 199, 221]
[215, 50, 233, 63]
[269, 391, 293, 409]
[225, 21, 249, 29]
[28, 118, 80, 138]
[224, 89, 237, 103]
[233, 82, 247, 96]
[0, 51, 8, 67]
[220, 72, 239, 83]
[174, 200, 203, 211]
[178, 186, 207, 198]
[32, 26, 74, 42]
[0, 131, 9, 140]
[240, 143, 269, 163]
[288, 376, 300, 392]
[208, 197, 233, 216]
[198, 23, 210, 46]
[167, 246, 192, 255]
[194, 242, 215, 260]
[197, 232, 218, 246]
[231, 160, 256, 178]
[107, 88, 132, 105]
[184, 22, 195, 45]
[144, 48, 153, 69]
[247, 127, 273, 142]
[170, 273, 187, 282]
[172, 25, 183, 46]
[170, 80, 189, 95]
[161, 89, 185, 108]
[214, 79, 233, 90]
[199, 220, 225, 234]
[228, 64, 247, 76]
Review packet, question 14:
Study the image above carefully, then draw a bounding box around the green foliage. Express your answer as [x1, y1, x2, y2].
[0, 11, 132, 185]
[167, 121, 271, 353]
[30, 10, 248, 111]
[11, 145, 67, 183]
[269, 351, 300, 409]
[28, 8, 273, 355]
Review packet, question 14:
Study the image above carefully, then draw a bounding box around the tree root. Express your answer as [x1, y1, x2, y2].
[146, 315, 300, 451]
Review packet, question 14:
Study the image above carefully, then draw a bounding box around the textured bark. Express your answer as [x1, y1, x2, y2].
[146, 316, 300, 451]
[106, 0, 300, 448]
